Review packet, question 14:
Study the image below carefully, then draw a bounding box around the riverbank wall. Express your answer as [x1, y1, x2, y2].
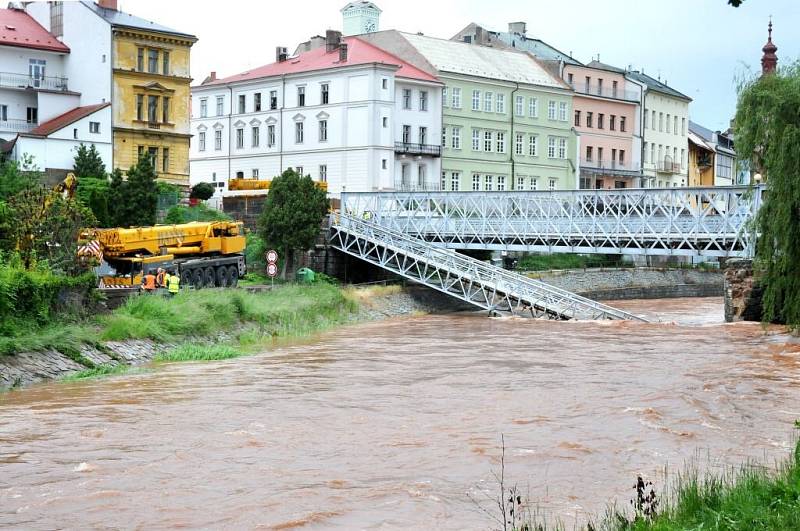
[528, 267, 723, 301]
[0, 284, 467, 391]
[723, 259, 764, 322]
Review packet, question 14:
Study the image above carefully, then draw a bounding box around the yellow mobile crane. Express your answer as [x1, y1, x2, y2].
[79, 221, 246, 289]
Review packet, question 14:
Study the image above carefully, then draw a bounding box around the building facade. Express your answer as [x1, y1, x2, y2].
[189, 33, 442, 198]
[341, 1, 381, 37]
[687, 129, 714, 187]
[626, 71, 691, 188]
[361, 30, 577, 191]
[0, 6, 111, 174]
[564, 61, 642, 189]
[25, 0, 196, 186]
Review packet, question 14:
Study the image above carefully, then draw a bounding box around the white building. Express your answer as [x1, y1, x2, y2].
[189, 32, 442, 198]
[0, 5, 111, 174]
[626, 71, 691, 188]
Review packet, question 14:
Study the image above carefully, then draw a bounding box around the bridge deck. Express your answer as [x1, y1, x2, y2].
[330, 214, 647, 321]
[340, 186, 763, 258]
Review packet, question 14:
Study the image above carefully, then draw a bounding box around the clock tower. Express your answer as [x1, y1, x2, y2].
[341, 1, 381, 37]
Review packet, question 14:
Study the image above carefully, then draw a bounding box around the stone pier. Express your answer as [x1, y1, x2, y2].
[723, 259, 763, 322]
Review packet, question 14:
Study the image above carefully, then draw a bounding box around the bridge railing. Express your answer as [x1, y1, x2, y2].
[340, 185, 763, 258]
[333, 213, 645, 320]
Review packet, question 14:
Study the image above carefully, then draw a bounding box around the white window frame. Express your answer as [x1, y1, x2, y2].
[319, 119, 328, 142]
[472, 89, 480, 111]
[558, 102, 567, 121]
[472, 129, 480, 151]
[497, 175, 506, 191]
[529, 97, 538, 118]
[483, 130, 492, 152]
[295, 121, 304, 143]
[214, 129, 222, 150]
[198, 131, 206, 151]
[451, 87, 462, 109]
[419, 90, 428, 111]
[548, 100, 556, 120]
[450, 171, 460, 191]
[558, 137, 567, 159]
[484, 92, 492, 112]
[496, 93, 505, 114]
[484, 174, 493, 191]
[451, 127, 461, 150]
[515, 132, 523, 155]
[515, 95, 524, 117]
[472, 174, 480, 191]
[251, 126, 259, 147]
[547, 136, 556, 158]
[236, 127, 244, 149]
[496, 131, 505, 153]
[528, 135, 537, 157]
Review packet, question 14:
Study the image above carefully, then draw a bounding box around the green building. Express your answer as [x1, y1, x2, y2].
[360, 30, 577, 191]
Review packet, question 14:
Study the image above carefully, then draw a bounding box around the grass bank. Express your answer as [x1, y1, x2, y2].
[506, 435, 800, 530]
[2, 282, 360, 376]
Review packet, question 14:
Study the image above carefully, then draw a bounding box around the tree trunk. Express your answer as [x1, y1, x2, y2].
[280, 246, 292, 280]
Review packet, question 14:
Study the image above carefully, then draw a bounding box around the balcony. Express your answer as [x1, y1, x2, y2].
[656, 159, 683, 174]
[0, 118, 37, 133]
[0, 72, 69, 92]
[580, 158, 641, 177]
[570, 83, 639, 103]
[394, 141, 442, 157]
[395, 180, 442, 192]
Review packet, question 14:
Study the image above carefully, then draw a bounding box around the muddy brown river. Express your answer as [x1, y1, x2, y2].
[1, 297, 799, 529]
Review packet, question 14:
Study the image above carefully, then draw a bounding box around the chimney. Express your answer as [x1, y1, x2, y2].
[276, 46, 288, 62]
[474, 26, 483, 44]
[97, 0, 118, 10]
[308, 35, 326, 51]
[326, 29, 342, 52]
[508, 21, 526, 36]
[339, 42, 348, 62]
[210, 71, 216, 81]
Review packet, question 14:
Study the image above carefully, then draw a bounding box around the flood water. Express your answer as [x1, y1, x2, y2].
[1, 297, 799, 530]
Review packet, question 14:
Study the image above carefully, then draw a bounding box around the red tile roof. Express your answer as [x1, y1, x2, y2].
[204, 36, 440, 86]
[24, 103, 110, 137]
[0, 8, 69, 53]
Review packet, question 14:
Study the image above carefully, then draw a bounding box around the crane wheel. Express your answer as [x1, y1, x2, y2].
[192, 268, 204, 289]
[227, 266, 239, 287]
[203, 267, 215, 287]
[181, 270, 192, 288]
[216, 266, 229, 288]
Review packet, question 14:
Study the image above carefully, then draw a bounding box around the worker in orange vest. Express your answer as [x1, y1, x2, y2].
[141, 271, 157, 293]
[155, 268, 166, 289]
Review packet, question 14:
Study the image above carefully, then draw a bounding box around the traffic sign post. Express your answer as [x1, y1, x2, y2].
[266, 249, 279, 288]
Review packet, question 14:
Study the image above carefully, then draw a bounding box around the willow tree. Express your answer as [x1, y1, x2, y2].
[734, 62, 800, 327]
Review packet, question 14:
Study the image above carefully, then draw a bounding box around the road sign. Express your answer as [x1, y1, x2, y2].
[267, 262, 278, 277]
[266, 249, 278, 263]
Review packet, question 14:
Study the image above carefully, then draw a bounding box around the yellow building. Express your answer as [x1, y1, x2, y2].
[688, 131, 714, 187]
[91, 1, 197, 188]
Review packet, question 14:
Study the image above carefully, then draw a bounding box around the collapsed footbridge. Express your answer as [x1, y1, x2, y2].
[329, 186, 763, 321]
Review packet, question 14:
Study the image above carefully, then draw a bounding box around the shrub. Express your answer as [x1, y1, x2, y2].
[164, 204, 231, 224]
[190, 182, 215, 201]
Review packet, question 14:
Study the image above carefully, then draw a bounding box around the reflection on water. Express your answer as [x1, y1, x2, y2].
[1, 297, 798, 529]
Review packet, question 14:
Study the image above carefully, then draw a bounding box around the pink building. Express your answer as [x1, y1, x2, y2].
[563, 61, 642, 189]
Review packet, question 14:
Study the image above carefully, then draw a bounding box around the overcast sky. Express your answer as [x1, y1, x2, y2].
[119, 0, 799, 132]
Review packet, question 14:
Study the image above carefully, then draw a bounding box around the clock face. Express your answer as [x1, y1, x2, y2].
[364, 21, 376, 33]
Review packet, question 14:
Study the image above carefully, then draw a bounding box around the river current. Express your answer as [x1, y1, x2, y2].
[1, 297, 799, 529]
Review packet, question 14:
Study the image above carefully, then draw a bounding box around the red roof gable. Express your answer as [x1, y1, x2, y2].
[24, 103, 110, 137]
[205, 36, 439, 86]
[0, 8, 69, 53]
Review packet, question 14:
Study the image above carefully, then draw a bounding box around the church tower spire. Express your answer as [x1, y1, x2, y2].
[761, 18, 778, 75]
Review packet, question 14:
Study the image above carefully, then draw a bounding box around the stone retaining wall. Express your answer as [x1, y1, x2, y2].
[723, 259, 764, 322]
[530, 267, 723, 300]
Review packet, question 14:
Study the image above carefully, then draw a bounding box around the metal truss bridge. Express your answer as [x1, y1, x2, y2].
[339, 186, 763, 258]
[330, 186, 763, 321]
[330, 214, 646, 321]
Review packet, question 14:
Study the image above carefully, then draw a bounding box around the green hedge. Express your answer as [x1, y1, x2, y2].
[0, 261, 95, 335]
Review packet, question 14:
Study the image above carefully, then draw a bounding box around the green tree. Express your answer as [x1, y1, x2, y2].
[107, 168, 126, 227]
[88, 188, 110, 227]
[164, 203, 231, 224]
[257, 168, 328, 279]
[0, 157, 38, 201]
[125, 155, 158, 227]
[190, 182, 215, 201]
[735, 61, 800, 327]
[7, 186, 96, 273]
[72, 143, 106, 179]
